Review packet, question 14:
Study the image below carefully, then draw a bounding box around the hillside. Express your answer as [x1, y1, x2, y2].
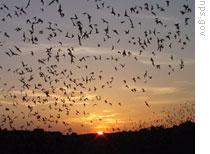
[0, 121, 194, 154]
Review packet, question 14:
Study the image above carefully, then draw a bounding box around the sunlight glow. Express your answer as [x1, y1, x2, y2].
[97, 131, 104, 135]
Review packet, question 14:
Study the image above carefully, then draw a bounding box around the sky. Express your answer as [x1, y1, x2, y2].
[0, 0, 194, 134]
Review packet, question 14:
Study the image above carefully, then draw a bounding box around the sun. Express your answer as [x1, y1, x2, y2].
[97, 131, 104, 136]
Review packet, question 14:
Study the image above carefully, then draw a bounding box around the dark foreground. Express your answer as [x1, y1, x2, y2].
[0, 121, 194, 154]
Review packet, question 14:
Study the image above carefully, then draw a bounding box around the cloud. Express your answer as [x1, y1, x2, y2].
[102, 109, 113, 113]
[75, 46, 115, 55]
[69, 112, 118, 123]
[0, 88, 97, 107]
[130, 13, 182, 23]
[148, 86, 178, 95]
[120, 84, 177, 95]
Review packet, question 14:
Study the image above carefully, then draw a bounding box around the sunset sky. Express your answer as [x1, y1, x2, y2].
[0, 0, 194, 134]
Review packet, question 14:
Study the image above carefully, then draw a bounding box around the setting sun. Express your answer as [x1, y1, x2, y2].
[97, 131, 104, 136]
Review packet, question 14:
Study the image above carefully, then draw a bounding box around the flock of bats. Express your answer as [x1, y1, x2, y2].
[0, 0, 193, 133]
